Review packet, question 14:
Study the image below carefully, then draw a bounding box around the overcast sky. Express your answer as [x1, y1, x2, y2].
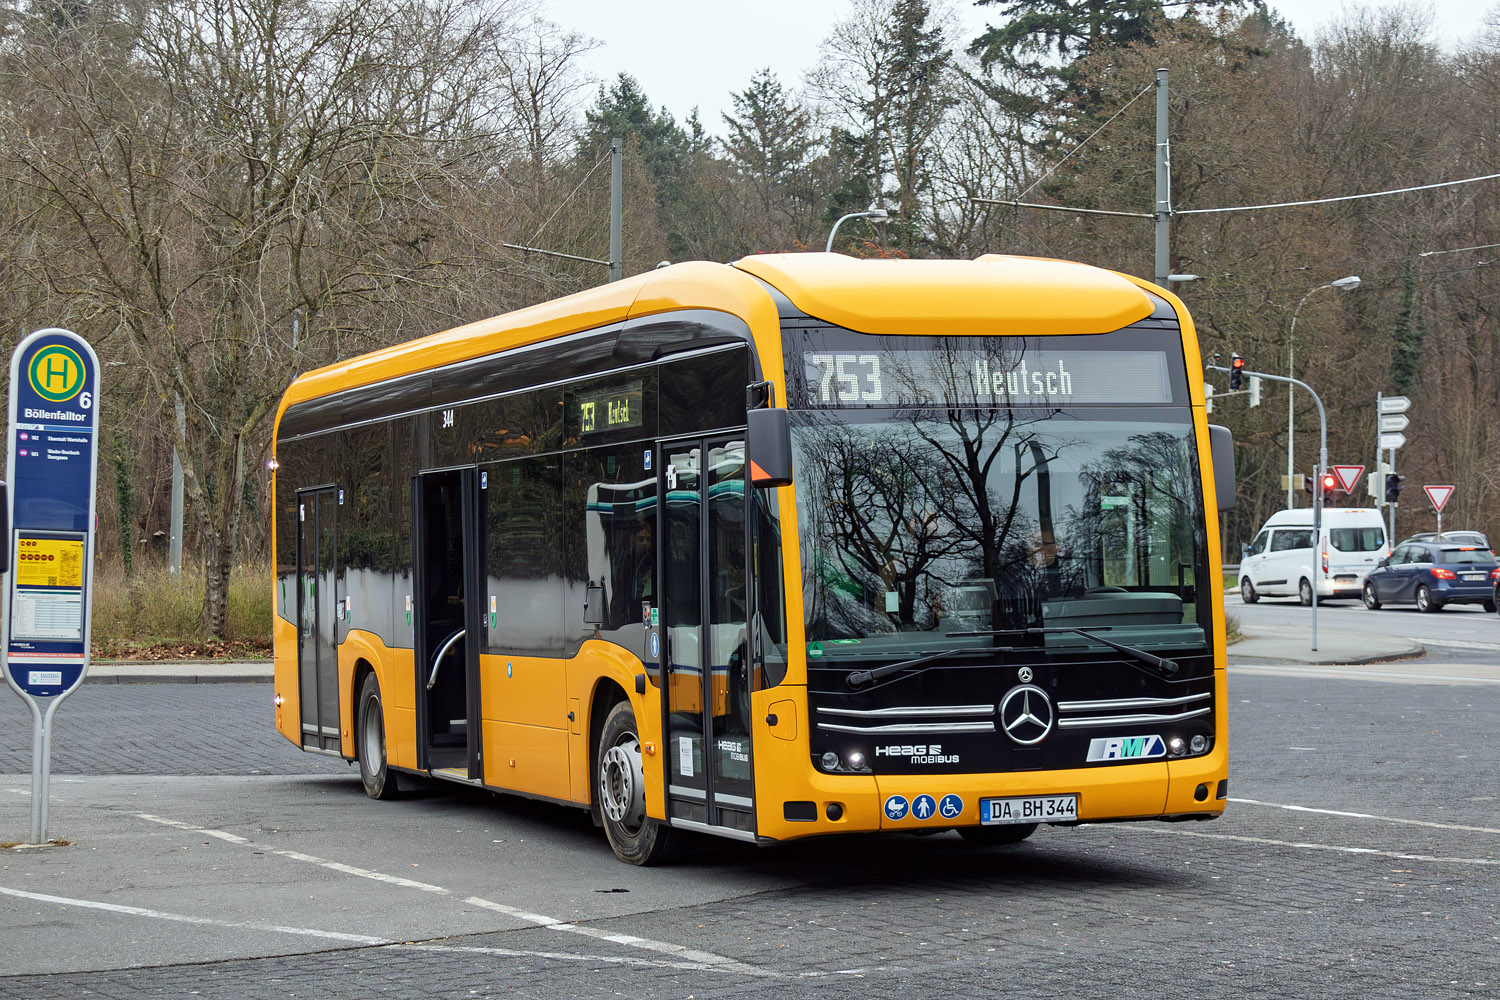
[545, 0, 1492, 130]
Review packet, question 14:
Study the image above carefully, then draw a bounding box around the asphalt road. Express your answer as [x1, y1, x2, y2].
[1227, 588, 1500, 664]
[0, 673, 1496, 998]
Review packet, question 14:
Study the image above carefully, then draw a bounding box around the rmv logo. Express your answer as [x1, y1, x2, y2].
[29, 345, 86, 403]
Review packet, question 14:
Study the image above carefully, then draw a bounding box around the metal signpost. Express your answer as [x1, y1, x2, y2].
[2, 329, 100, 844]
[1424, 485, 1454, 533]
[1376, 394, 1411, 544]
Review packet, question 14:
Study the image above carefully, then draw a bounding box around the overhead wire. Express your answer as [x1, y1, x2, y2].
[1176, 172, 1500, 215]
[1013, 81, 1155, 201]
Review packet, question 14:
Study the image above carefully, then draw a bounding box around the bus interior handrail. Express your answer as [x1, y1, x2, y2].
[427, 628, 467, 691]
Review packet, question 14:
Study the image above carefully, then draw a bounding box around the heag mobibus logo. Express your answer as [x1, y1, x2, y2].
[28, 344, 87, 403]
[874, 743, 960, 764]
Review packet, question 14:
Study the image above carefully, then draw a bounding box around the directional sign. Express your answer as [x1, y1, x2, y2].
[3, 329, 100, 700]
[1331, 465, 1365, 494]
[1424, 485, 1454, 513]
[1378, 432, 1407, 450]
[1379, 414, 1409, 433]
[1379, 395, 1411, 414]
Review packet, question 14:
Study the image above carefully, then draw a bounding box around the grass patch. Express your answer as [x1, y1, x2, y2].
[90, 563, 271, 660]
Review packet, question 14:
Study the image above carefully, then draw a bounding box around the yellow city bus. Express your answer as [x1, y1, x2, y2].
[271, 253, 1235, 865]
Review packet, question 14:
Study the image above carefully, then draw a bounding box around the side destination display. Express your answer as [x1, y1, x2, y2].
[3, 328, 100, 700]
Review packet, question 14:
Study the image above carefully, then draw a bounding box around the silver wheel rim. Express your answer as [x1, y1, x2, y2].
[1301, 581, 1311, 604]
[1417, 588, 1429, 611]
[1364, 585, 1375, 607]
[600, 734, 645, 833]
[1241, 580, 1252, 601]
[362, 695, 383, 772]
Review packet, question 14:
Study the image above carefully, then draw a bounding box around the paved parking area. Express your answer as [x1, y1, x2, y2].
[0, 672, 1496, 998]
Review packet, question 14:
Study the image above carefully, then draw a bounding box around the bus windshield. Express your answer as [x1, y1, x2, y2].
[789, 406, 1208, 661]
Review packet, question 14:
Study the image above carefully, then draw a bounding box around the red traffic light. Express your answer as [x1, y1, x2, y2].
[1231, 356, 1246, 370]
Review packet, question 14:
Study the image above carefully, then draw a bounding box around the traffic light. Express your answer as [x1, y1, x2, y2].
[1248, 375, 1262, 407]
[1321, 471, 1337, 503]
[1229, 354, 1244, 391]
[1385, 473, 1405, 504]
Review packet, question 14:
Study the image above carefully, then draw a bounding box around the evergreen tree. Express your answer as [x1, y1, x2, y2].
[878, 0, 953, 252]
[1390, 263, 1424, 393]
[969, 0, 1258, 107]
[722, 68, 815, 249]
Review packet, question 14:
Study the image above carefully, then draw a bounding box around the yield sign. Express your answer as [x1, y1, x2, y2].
[1424, 485, 1454, 512]
[1330, 465, 1365, 494]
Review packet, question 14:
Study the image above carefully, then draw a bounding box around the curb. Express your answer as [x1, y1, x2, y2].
[1227, 644, 1426, 668]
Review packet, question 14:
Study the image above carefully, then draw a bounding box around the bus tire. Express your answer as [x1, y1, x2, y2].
[958, 823, 1037, 845]
[597, 701, 675, 866]
[357, 673, 400, 801]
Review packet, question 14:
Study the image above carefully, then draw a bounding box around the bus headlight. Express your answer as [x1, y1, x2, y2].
[1190, 735, 1208, 754]
[820, 751, 840, 770]
[845, 751, 867, 771]
[1167, 737, 1186, 757]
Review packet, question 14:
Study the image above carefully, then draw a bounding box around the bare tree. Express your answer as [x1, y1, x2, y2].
[0, 0, 530, 637]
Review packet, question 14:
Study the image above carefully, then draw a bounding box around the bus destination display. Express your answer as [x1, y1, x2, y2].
[577, 380, 643, 434]
[801, 349, 1172, 407]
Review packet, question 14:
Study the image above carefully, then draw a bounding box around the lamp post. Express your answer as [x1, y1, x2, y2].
[1286, 275, 1360, 506]
[826, 206, 890, 253]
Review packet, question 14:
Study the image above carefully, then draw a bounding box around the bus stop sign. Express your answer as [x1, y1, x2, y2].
[3, 328, 100, 701]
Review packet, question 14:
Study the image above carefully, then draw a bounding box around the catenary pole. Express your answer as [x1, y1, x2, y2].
[609, 138, 622, 282]
[1154, 68, 1170, 286]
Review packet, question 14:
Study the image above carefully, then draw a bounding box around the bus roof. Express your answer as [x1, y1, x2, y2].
[277, 252, 1164, 420]
[736, 253, 1158, 337]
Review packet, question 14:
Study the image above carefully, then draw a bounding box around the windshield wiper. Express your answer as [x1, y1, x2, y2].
[948, 627, 1180, 677]
[845, 646, 1014, 689]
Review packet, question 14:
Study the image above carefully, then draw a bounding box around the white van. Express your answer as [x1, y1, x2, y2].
[1238, 508, 1389, 605]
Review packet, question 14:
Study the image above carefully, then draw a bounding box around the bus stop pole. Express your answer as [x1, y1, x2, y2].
[1209, 365, 1327, 650]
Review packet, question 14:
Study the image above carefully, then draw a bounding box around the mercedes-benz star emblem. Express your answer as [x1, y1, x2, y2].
[999, 684, 1054, 745]
[1017, 666, 1033, 683]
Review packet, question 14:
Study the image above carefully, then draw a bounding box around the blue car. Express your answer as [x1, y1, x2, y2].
[1362, 542, 1499, 612]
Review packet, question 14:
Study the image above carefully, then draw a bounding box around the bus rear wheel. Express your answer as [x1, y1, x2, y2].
[357, 673, 400, 801]
[958, 823, 1037, 845]
[598, 701, 675, 865]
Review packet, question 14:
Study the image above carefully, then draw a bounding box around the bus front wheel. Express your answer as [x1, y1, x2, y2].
[357, 673, 400, 801]
[958, 823, 1037, 845]
[597, 701, 675, 866]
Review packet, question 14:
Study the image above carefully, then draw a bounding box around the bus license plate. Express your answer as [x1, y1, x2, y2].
[980, 794, 1077, 825]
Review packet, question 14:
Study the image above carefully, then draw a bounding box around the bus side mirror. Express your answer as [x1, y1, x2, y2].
[1207, 424, 1235, 512]
[583, 583, 605, 629]
[747, 408, 793, 488]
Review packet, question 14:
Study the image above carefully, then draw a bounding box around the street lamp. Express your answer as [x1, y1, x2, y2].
[826, 205, 890, 253]
[1286, 275, 1360, 506]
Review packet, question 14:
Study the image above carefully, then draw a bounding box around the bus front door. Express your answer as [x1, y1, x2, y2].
[296, 487, 342, 754]
[660, 437, 756, 840]
[413, 468, 483, 782]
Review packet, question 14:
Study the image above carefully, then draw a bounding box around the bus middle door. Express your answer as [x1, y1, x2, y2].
[659, 436, 755, 840]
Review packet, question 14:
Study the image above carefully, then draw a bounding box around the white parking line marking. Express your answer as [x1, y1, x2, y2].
[1127, 827, 1500, 866]
[1230, 798, 1500, 835]
[0, 886, 749, 972]
[134, 813, 769, 976]
[0, 886, 391, 944]
[461, 896, 762, 973]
